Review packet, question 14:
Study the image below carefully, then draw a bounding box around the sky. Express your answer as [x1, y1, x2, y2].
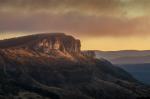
[0, 0, 150, 51]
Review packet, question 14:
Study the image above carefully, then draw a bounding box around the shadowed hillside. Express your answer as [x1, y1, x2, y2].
[0, 33, 150, 99]
[94, 50, 150, 64]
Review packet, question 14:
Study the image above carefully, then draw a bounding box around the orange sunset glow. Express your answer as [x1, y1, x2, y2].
[0, 0, 150, 51]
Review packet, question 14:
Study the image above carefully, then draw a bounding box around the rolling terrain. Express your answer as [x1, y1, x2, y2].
[85, 50, 150, 85]
[118, 64, 150, 85]
[0, 33, 150, 99]
[94, 50, 150, 64]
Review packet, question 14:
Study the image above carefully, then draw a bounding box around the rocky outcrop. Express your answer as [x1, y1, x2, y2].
[0, 33, 81, 54]
[82, 50, 96, 58]
[0, 33, 150, 99]
[32, 33, 81, 54]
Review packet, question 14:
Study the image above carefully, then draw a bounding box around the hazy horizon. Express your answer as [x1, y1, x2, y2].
[1, 0, 150, 51]
[1, 32, 150, 51]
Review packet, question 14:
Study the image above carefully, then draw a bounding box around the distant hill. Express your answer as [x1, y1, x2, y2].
[83, 50, 150, 85]
[94, 50, 150, 64]
[0, 33, 150, 99]
[118, 63, 150, 85]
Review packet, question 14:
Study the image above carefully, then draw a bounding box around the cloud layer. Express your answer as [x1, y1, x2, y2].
[0, 0, 150, 37]
[0, 0, 120, 16]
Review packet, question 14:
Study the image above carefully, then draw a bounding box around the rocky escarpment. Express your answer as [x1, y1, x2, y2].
[28, 33, 81, 54]
[0, 33, 150, 99]
[82, 50, 96, 58]
[0, 33, 81, 54]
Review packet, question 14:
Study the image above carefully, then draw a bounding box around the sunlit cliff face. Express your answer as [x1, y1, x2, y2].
[0, 0, 150, 51]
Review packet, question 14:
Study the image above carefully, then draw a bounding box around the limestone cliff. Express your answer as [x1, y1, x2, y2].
[0, 33, 150, 99]
[0, 33, 81, 54]
[82, 50, 96, 58]
[32, 33, 81, 54]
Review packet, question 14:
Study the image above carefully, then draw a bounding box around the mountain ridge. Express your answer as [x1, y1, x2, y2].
[0, 33, 150, 99]
[85, 50, 150, 64]
[0, 33, 81, 54]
